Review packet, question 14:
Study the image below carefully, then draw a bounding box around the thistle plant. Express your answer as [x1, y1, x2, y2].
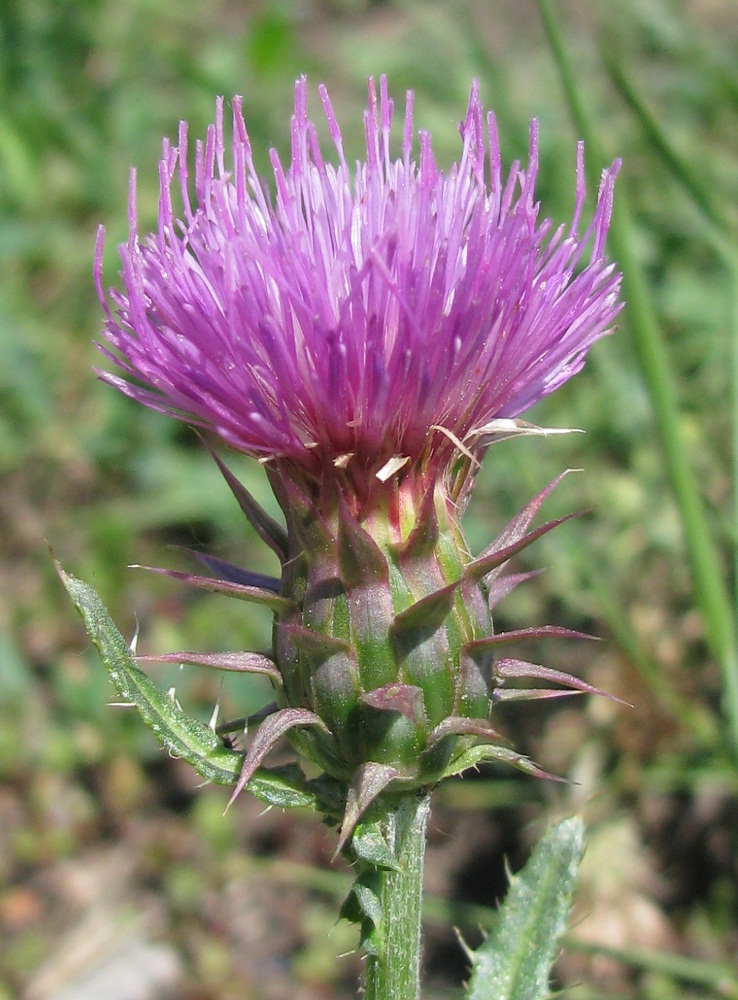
[60, 76, 621, 1000]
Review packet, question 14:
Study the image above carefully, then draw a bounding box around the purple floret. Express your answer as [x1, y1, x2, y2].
[96, 76, 621, 479]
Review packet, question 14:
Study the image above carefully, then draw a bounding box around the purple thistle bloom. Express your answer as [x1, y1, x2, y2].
[90, 78, 625, 823]
[96, 76, 621, 490]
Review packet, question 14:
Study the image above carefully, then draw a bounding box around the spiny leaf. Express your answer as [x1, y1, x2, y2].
[56, 562, 318, 809]
[354, 880, 383, 952]
[241, 763, 327, 810]
[466, 817, 585, 1000]
[351, 820, 402, 872]
[340, 873, 383, 955]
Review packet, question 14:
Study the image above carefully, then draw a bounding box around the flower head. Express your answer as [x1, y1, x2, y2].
[96, 79, 623, 837]
[97, 76, 620, 495]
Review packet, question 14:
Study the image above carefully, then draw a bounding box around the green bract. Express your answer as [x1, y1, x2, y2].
[183, 452, 602, 843]
[273, 472, 495, 783]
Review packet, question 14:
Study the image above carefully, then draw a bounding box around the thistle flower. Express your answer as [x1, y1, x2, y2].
[96, 77, 622, 839]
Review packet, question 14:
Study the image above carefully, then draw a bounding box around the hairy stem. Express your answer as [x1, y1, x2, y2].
[364, 793, 431, 1000]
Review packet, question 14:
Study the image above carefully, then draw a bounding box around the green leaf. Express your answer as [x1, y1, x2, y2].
[243, 764, 324, 811]
[351, 819, 402, 872]
[466, 816, 585, 1000]
[347, 873, 384, 956]
[56, 562, 318, 810]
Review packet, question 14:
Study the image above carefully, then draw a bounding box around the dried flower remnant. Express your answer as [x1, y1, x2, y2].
[96, 77, 622, 837]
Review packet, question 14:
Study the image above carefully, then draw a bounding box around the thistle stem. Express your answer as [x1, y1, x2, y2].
[364, 793, 431, 1000]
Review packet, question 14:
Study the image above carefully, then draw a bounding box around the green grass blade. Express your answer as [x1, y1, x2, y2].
[562, 938, 738, 999]
[604, 52, 730, 242]
[728, 262, 738, 624]
[535, 0, 738, 763]
[597, 47, 738, 750]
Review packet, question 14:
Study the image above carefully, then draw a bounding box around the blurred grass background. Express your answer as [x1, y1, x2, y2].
[1, 0, 737, 997]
